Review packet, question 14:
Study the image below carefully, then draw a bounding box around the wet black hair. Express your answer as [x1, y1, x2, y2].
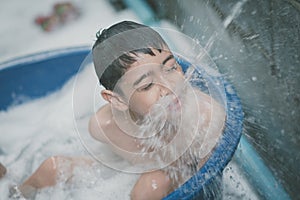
[92, 21, 168, 91]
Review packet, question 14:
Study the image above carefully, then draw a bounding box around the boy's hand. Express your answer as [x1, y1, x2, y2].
[0, 162, 6, 178]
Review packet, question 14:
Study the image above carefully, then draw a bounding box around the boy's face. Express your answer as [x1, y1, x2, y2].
[117, 48, 184, 119]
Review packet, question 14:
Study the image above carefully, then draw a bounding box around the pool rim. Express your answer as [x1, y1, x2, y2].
[0, 46, 243, 199]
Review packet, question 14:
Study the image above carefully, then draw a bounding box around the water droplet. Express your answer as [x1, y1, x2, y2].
[247, 116, 256, 123]
[151, 179, 158, 190]
[291, 110, 295, 115]
[189, 16, 194, 22]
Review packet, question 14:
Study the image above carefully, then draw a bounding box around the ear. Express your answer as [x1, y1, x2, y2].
[101, 90, 128, 111]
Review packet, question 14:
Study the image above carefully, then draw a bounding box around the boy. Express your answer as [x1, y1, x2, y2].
[14, 21, 225, 200]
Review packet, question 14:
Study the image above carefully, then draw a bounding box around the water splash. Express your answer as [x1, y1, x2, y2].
[196, 0, 248, 62]
[134, 0, 248, 191]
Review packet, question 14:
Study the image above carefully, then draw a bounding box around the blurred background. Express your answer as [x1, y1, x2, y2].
[1, 0, 299, 199]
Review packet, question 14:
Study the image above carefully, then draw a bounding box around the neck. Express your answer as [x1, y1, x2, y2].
[112, 108, 141, 137]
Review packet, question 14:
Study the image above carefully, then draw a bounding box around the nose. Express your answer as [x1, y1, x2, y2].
[156, 72, 173, 97]
[159, 84, 171, 97]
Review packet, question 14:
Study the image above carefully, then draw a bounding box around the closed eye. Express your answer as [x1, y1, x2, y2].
[139, 82, 153, 91]
[163, 64, 178, 72]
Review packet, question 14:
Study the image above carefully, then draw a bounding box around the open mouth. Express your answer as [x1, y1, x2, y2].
[168, 96, 181, 112]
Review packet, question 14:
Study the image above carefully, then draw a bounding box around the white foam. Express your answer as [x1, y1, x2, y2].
[0, 65, 138, 199]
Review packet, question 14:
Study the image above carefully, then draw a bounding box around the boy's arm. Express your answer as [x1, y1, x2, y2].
[0, 162, 6, 178]
[16, 156, 94, 199]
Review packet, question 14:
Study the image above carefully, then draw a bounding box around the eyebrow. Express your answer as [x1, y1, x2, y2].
[132, 54, 174, 87]
[133, 71, 153, 87]
[162, 54, 174, 65]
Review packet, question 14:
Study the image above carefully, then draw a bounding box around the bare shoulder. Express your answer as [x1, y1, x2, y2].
[88, 104, 112, 143]
[193, 88, 226, 133]
[193, 89, 226, 158]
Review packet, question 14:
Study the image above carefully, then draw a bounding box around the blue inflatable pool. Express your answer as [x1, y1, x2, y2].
[0, 46, 243, 199]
